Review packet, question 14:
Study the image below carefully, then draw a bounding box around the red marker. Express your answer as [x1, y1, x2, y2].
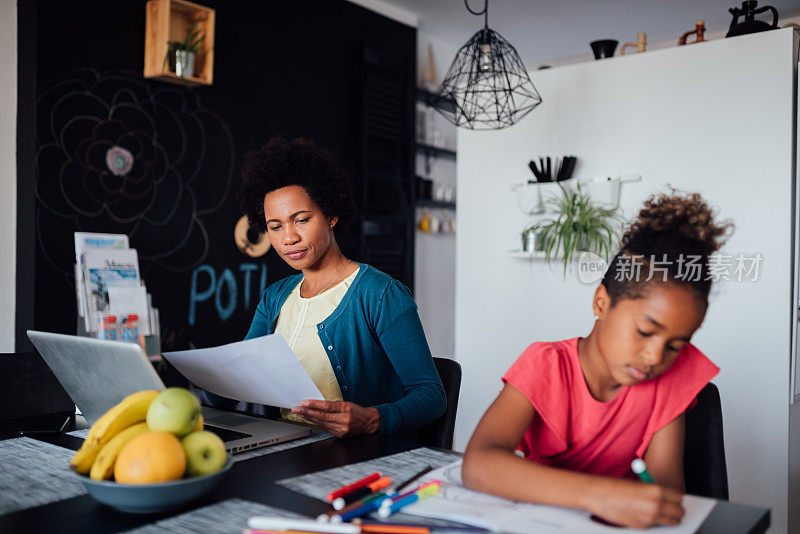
[326, 472, 381, 503]
[333, 476, 392, 510]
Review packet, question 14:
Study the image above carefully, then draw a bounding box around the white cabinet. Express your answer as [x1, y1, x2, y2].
[456, 28, 799, 533]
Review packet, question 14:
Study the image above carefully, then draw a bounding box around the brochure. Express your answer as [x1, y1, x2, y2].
[81, 248, 141, 332]
[74, 232, 130, 323]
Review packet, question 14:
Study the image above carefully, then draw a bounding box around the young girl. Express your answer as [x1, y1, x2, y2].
[462, 191, 732, 528]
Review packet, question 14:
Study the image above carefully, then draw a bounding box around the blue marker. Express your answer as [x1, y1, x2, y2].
[377, 482, 440, 518]
[333, 499, 384, 522]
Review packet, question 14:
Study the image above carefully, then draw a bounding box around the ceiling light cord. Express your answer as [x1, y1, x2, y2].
[464, 0, 488, 29]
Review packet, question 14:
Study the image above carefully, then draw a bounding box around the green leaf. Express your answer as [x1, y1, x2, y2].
[528, 182, 625, 276]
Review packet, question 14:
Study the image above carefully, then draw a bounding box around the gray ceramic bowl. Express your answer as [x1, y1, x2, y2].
[73, 456, 233, 513]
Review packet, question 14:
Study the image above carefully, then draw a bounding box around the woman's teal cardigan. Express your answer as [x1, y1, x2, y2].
[212, 263, 446, 437]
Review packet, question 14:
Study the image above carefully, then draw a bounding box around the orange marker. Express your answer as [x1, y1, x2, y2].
[359, 525, 430, 534]
[326, 472, 381, 503]
[333, 476, 391, 510]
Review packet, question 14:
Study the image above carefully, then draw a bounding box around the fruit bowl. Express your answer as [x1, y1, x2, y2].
[72, 456, 233, 513]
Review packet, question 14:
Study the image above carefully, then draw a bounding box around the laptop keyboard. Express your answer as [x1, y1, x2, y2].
[205, 413, 256, 427]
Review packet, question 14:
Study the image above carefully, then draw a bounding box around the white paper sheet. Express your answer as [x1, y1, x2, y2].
[162, 335, 324, 408]
[402, 460, 717, 534]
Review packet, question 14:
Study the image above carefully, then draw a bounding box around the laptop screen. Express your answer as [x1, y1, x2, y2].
[0, 351, 75, 422]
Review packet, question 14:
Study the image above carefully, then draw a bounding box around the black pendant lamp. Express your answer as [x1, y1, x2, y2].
[433, 0, 542, 130]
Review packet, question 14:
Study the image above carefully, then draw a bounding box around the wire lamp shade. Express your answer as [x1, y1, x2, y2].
[432, 4, 541, 130]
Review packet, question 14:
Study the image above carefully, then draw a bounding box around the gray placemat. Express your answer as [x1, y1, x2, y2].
[123, 498, 302, 533]
[278, 447, 459, 501]
[0, 437, 88, 515]
[67, 428, 331, 462]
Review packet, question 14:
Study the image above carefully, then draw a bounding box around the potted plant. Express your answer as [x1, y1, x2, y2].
[520, 226, 545, 252]
[164, 20, 204, 78]
[524, 183, 622, 272]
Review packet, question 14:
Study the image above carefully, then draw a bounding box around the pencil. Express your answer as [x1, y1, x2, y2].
[393, 465, 433, 494]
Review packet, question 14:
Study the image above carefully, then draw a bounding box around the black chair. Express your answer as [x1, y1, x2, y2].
[0, 351, 75, 433]
[683, 382, 729, 500]
[416, 357, 462, 450]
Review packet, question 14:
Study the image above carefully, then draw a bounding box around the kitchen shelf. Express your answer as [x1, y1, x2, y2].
[415, 199, 456, 210]
[416, 87, 457, 113]
[144, 0, 216, 86]
[506, 250, 549, 260]
[505, 249, 572, 260]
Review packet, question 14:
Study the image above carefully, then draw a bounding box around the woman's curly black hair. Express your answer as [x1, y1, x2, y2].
[601, 190, 734, 305]
[238, 136, 356, 234]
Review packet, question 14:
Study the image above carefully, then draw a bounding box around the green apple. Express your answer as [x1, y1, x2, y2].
[146, 387, 201, 437]
[181, 430, 228, 476]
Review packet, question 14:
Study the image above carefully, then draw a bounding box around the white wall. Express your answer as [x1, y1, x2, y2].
[456, 29, 796, 533]
[0, 0, 16, 352]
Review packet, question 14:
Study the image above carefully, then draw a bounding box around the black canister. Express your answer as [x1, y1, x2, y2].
[726, 1, 779, 37]
[590, 40, 618, 60]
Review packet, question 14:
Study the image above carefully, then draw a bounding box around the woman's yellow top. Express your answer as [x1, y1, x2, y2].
[275, 268, 359, 423]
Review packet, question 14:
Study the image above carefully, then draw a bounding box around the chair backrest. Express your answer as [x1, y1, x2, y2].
[416, 357, 462, 450]
[0, 351, 75, 422]
[683, 382, 729, 500]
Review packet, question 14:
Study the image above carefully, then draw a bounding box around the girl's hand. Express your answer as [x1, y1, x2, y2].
[291, 400, 380, 437]
[588, 478, 685, 528]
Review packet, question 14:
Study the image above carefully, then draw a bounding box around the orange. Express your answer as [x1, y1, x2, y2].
[194, 414, 204, 432]
[114, 431, 186, 484]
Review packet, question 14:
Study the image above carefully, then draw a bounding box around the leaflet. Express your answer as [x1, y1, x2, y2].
[107, 286, 151, 336]
[73, 232, 130, 322]
[81, 248, 141, 332]
[74, 232, 129, 264]
[162, 335, 325, 408]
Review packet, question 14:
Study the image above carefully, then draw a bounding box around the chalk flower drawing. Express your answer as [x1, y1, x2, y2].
[35, 68, 235, 276]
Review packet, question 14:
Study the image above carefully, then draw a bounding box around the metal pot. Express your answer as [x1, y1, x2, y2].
[168, 50, 196, 78]
[522, 231, 544, 252]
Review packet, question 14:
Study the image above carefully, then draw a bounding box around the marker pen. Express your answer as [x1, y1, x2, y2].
[631, 458, 654, 484]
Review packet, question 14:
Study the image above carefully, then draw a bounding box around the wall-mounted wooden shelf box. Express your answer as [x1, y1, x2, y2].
[144, 0, 215, 86]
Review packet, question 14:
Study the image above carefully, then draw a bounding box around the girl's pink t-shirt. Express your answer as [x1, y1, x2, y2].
[502, 338, 719, 479]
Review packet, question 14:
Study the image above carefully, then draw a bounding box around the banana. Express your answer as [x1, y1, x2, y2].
[86, 390, 160, 445]
[89, 422, 149, 480]
[85, 404, 125, 444]
[69, 441, 105, 475]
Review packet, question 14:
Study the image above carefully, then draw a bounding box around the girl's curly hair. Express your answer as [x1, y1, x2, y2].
[601, 190, 734, 304]
[238, 136, 356, 234]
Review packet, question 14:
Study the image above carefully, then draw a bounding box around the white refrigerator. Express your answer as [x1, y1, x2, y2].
[455, 28, 799, 533]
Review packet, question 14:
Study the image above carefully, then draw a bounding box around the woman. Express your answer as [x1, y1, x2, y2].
[211, 136, 446, 439]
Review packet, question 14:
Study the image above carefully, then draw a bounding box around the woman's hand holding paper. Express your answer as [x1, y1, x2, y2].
[291, 399, 380, 437]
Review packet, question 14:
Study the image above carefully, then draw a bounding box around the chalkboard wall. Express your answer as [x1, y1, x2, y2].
[27, 0, 416, 351]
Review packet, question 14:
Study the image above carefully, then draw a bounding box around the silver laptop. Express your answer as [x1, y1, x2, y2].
[27, 330, 311, 454]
